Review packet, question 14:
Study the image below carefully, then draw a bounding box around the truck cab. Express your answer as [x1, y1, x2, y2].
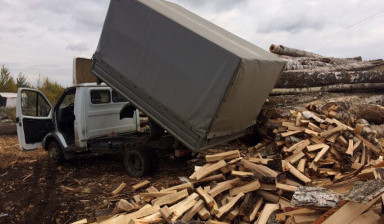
[16, 83, 140, 159]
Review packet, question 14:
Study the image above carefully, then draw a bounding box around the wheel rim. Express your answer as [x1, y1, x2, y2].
[49, 145, 58, 160]
[128, 154, 142, 172]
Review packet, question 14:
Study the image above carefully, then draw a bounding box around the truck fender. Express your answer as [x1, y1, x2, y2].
[42, 132, 68, 151]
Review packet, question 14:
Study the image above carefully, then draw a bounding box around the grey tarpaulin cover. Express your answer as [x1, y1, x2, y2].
[92, 0, 286, 152]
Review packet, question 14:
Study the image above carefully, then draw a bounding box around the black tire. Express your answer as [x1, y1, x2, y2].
[124, 148, 152, 177]
[48, 141, 64, 164]
[141, 147, 158, 174]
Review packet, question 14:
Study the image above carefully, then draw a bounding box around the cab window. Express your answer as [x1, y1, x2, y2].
[90, 90, 111, 104]
[112, 90, 128, 103]
[21, 90, 51, 117]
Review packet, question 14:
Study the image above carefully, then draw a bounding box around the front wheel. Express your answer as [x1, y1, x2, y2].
[48, 141, 64, 164]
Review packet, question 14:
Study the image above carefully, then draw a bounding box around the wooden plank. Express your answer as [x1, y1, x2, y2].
[195, 174, 225, 184]
[319, 125, 345, 138]
[313, 145, 330, 162]
[256, 203, 279, 224]
[112, 182, 127, 195]
[275, 208, 319, 222]
[197, 206, 210, 221]
[276, 183, 297, 192]
[307, 143, 328, 152]
[229, 180, 261, 196]
[286, 151, 305, 164]
[305, 128, 319, 136]
[244, 197, 263, 222]
[308, 122, 323, 132]
[160, 182, 194, 192]
[283, 161, 311, 183]
[215, 192, 245, 219]
[152, 189, 189, 206]
[139, 191, 175, 198]
[205, 150, 240, 163]
[346, 139, 354, 156]
[193, 160, 227, 180]
[350, 210, 380, 224]
[159, 206, 172, 224]
[240, 159, 278, 177]
[355, 134, 381, 155]
[231, 170, 254, 177]
[181, 199, 204, 221]
[285, 139, 310, 153]
[196, 187, 215, 207]
[297, 158, 306, 173]
[132, 180, 150, 191]
[321, 197, 380, 224]
[226, 206, 239, 221]
[124, 205, 161, 222]
[208, 178, 241, 197]
[281, 130, 303, 137]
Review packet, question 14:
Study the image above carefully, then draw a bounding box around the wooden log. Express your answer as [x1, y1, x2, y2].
[276, 183, 297, 192]
[244, 197, 263, 222]
[152, 189, 189, 206]
[256, 203, 280, 224]
[240, 159, 278, 178]
[161, 183, 194, 192]
[282, 161, 311, 183]
[271, 82, 384, 95]
[205, 150, 240, 163]
[226, 206, 239, 221]
[192, 160, 227, 181]
[194, 174, 225, 184]
[215, 192, 245, 219]
[229, 180, 261, 196]
[320, 196, 380, 224]
[112, 182, 127, 195]
[285, 139, 310, 153]
[313, 145, 330, 163]
[181, 199, 204, 221]
[114, 199, 136, 213]
[196, 187, 215, 207]
[297, 159, 306, 173]
[269, 44, 323, 58]
[275, 70, 384, 88]
[208, 178, 241, 197]
[230, 170, 254, 177]
[197, 206, 210, 221]
[292, 186, 341, 208]
[132, 180, 150, 191]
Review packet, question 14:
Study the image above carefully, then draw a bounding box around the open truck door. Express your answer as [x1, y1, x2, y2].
[16, 88, 53, 151]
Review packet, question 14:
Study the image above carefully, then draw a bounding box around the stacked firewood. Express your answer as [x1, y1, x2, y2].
[77, 105, 384, 224]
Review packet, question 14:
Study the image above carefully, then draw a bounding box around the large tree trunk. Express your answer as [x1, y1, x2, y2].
[271, 83, 384, 95]
[291, 60, 384, 72]
[275, 70, 384, 88]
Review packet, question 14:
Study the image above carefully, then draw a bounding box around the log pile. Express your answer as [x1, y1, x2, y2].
[74, 105, 384, 223]
[270, 44, 384, 94]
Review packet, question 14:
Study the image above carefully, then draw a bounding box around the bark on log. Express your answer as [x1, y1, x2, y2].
[270, 83, 384, 95]
[270, 44, 323, 58]
[276, 70, 384, 88]
[291, 187, 341, 208]
[291, 60, 384, 72]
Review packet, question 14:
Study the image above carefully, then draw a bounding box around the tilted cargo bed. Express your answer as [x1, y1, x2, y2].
[91, 0, 285, 152]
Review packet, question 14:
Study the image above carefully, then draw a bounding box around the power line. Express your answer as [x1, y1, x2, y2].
[328, 9, 384, 37]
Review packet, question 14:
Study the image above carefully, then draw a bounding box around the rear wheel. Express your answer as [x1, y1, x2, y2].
[48, 141, 64, 164]
[124, 147, 158, 177]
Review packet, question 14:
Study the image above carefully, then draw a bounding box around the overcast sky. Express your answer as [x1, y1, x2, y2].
[0, 0, 383, 87]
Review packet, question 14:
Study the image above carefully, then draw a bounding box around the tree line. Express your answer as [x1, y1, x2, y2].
[0, 65, 65, 105]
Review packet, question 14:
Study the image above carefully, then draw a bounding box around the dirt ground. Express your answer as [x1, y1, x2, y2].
[0, 135, 246, 224]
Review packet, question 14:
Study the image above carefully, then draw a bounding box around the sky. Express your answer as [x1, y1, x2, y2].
[0, 0, 383, 87]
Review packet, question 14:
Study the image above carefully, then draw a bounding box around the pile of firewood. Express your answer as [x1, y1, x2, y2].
[73, 105, 384, 224]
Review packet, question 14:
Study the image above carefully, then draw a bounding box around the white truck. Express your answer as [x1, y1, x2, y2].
[16, 84, 168, 177]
